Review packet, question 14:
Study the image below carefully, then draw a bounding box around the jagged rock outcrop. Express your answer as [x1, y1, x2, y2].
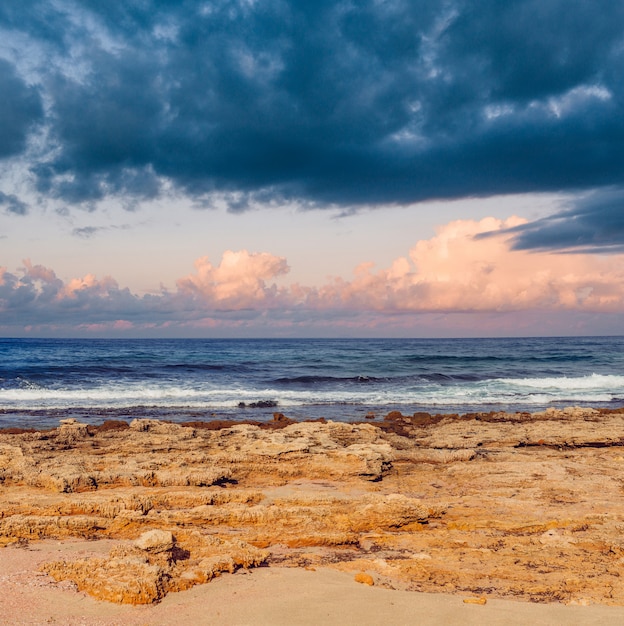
[42, 530, 268, 604]
[1, 408, 624, 605]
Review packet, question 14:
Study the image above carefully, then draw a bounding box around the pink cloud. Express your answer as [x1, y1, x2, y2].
[1, 261, 122, 303]
[77, 323, 113, 332]
[176, 250, 289, 308]
[3, 219, 624, 336]
[22, 259, 59, 284]
[113, 320, 133, 330]
[76, 320, 134, 332]
[62, 274, 119, 299]
[316, 217, 624, 313]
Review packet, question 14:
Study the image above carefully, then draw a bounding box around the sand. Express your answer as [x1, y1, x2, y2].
[2, 407, 624, 623]
[1, 541, 623, 625]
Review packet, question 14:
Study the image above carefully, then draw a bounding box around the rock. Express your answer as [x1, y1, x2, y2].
[42, 533, 268, 604]
[135, 529, 175, 553]
[238, 400, 278, 408]
[1, 408, 624, 605]
[384, 411, 404, 421]
[43, 554, 168, 604]
[354, 572, 374, 586]
[272, 412, 291, 422]
[56, 420, 90, 445]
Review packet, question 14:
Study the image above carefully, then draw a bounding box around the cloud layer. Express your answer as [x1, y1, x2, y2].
[1, 1, 624, 216]
[497, 188, 624, 253]
[2, 217, 624, 335]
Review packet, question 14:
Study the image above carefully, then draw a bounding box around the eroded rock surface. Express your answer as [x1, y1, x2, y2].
[42, 530, 268, 604]
[1, 409, 624, 605]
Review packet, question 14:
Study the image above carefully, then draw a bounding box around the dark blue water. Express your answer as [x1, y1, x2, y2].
[1, 337, 623, 428]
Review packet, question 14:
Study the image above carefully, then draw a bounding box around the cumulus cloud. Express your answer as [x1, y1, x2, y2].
[176, 250, 290, 308]
[1, 1, 624, 216]
[0, 250, 292, 331]
[2, 219, 624, 335]
[0, 259, 147, 328]
[319, 217, 624, 313]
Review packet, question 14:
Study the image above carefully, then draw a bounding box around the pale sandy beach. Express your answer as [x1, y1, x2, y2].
[2, 408, 624, 624]
[2, 542, 624, 626]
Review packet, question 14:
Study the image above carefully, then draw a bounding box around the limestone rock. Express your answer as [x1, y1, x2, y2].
[0, 409, 623, 605]
[42, 531, 268, 604]
[355, 572, 374, 586]
[56, 419, 90, 445]
[135, 529, 175, 553]
[43, 553, 168, 604]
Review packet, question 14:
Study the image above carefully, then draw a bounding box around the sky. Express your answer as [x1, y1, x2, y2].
[1, 0, 624, 337]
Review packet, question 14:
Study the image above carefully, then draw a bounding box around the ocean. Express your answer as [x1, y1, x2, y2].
[1, 336, 623, 429]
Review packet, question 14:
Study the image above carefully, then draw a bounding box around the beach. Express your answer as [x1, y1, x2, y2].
[2, 2, 623, 621]
[3, 549, 624, 626]
[3, 0, 624, 620]
[2, 407, 624, 623]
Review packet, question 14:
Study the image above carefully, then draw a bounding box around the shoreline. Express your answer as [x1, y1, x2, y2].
[3, 403, 624, 433]
[2, 406, 624, 622]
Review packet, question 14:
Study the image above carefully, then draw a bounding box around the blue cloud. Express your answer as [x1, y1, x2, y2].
[503, 188, 624, 253]
[1, 0, 624, 215]
[0, 191, 29, 215]
[0, 59, 42, 160]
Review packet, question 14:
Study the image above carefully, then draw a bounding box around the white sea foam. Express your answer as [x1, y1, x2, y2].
[500, 373, 624, 389]
[0, 371, 623, 411]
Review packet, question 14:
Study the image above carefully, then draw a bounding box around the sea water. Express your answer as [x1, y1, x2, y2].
[1, 336, 623, 428]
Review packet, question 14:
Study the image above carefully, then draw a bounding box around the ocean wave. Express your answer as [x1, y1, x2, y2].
[405, 354, 594, 363]
[500, 373, 624, 389]
[0, 374, 623, 412]
[272, 375, 381, 385]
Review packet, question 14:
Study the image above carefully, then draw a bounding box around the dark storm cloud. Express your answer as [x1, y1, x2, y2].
[2, 0, 624, 215]
[492, 188, 624, 253]
[0, 59, 43, 160]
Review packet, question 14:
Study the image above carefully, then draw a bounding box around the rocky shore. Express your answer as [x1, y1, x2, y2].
[2, 406, 624, 612]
